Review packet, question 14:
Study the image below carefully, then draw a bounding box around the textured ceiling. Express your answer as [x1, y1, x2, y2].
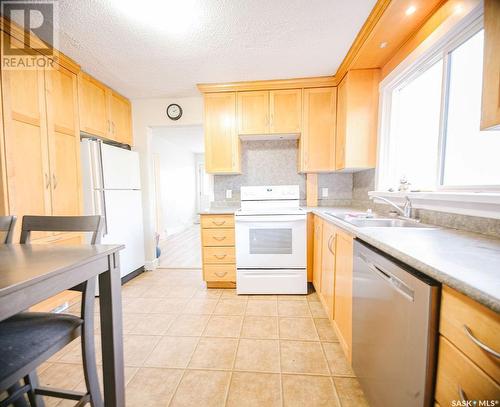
[58, 0, 377, 98]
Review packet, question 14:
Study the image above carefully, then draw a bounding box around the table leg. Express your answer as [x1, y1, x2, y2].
[98, 253, 125, 407]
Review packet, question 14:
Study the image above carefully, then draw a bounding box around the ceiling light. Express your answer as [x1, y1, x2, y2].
[454, 4, 464, 14]
[111, 0, 199, 36]
[405, 5, 417, 16]
[379, 42, 388, 49]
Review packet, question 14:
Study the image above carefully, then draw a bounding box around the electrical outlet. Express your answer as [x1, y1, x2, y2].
[226, 190, 232, 199]
[321, 188, 329, 198]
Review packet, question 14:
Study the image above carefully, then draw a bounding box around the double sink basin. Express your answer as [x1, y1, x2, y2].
[326, 212, 435, 229]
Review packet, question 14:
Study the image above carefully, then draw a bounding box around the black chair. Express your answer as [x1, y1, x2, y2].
[0, 216, 104, 407]
[0, 215, 16, 244]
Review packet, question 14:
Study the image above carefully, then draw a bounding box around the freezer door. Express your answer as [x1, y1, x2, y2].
[101, 143, 141, 190]
[102, 190, 145, 277]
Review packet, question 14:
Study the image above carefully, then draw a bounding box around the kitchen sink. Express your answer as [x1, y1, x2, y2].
[326, 213, 435, 228]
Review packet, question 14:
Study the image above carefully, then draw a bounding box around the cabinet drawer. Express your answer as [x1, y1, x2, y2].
[202, 228, 235, 246]
[203, 246, 235, 264]
[201, 215, 234, 228]
[204, 264, 236, 282]
[440, 286, 500, 380]
[435, 336, 500, 405]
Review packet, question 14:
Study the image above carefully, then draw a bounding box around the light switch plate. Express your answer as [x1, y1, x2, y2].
[226, 190, 232, 199]
[321, 188, 329, 198]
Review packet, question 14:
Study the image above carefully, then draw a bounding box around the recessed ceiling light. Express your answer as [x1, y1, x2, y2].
[379, 42, 388, 49]
[454, 4, 464, 14]
[405, 5, 417, 16]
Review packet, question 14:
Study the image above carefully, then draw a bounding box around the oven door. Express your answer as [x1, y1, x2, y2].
[235, 214, 306, 268]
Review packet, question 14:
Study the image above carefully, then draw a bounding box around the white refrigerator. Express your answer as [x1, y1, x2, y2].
[80, 139, 145, 279]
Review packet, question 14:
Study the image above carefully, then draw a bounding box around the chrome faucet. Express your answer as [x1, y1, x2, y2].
[370, 195, 413, 219]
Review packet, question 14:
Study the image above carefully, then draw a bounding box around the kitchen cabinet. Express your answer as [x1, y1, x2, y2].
[333, 229, 353, 362]
[238, 91, 269, 135]
[335, 69, 379, 171]
[320, 221, 336, 320]
[78, 72, 133, 145]
[480, 0, 500, 130]
[204, 92, 240, 174]
[200, 214, 236, 288]
[299, 87, 337, 172]
[312, 215, 323, 292]
[269, 89, 302, 133]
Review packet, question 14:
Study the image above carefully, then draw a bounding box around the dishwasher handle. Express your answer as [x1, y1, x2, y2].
[359, 253, 415, 302]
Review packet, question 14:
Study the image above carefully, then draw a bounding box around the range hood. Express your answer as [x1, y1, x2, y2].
[239, 133, 300, 141]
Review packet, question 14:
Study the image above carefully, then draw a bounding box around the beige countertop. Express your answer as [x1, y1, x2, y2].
[305, 206, 500, 313]
[199, 207, 239, 215]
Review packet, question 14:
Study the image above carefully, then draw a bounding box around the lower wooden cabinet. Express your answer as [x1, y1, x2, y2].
[312, 215, 323, 292]
[200, 214, 236, 288]
[319, 221, 336, 320]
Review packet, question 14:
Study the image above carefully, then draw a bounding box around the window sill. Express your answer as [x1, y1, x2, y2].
[368, 191, 500, 220]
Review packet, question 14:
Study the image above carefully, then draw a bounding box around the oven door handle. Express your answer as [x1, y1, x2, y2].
[235, 215, 306, 222]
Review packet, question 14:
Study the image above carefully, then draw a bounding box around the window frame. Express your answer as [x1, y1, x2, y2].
[376, 6, 500, 193]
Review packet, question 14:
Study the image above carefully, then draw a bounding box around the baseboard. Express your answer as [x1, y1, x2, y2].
[145, 258, 159, 271]
[121, 266, 145, 284]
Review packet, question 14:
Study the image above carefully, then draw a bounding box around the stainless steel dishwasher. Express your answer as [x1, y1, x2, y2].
[352, 239, 440, 407]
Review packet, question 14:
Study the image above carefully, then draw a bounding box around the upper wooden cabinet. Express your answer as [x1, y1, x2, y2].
[78, 73, 133, 145]
[270, 89, 302, 133]
[299, 87, 337, 173]
[238, 89, 302, 135]
[204, 93, 240, 174]
[336, 69, 379, 171]
[481, 0, 500, 130]
[238, 91, 269, 135]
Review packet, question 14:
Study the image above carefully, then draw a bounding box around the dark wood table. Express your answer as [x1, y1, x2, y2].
[0, 244, 125, 407]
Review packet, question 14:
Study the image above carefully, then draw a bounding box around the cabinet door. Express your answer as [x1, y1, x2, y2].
[78, 73, 109, 138]
[333, 230, 353, 362]
[312, 216, 323, 293]
[300, 87, 336, 172]
[320, 222, 336, 320]
[1, 34, 52, 241]
[204, 93, 240, 174]
[270, 89, 302, 133]
[45, 64, 82, 217]
[237, 91, 269, 135]
[335, 79, 347, 170]
[110, 91, 133, 145]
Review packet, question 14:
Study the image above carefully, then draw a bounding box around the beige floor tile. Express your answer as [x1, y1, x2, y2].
[182, 298, 219, 315]
[322, 342, 355, 376]
[277, 295, 307, 301]
[241, 316, 278, 339]
[188, 337, 238, 369]
[308, 301, 328, 318]
[47, 338, 80, 362]
[166, 314, 210, 336]
[193, 288, 222, 299]
[214, 299, 247, 316]
[280, 340, 329, 375]
[123, 335, 161, 367]
[220, 289, 247, 299]
[203, 315, 243, 338]
[306, 291, 321, 302]
[38, 362, 84, 390]
[282, 374, 340, 407]
[121, 283, 151, 298]
[144, 336, 199, 368]
[163, 286, 198, 298]
[140, 285, 175, 298]
[127, 313, 176, 335]
[245, 300, 278, 316]
[247, 295, 277, 301]
[234, 339, 280, 373]
[333, 377, 369, 407]
[58, 335, 102, 364]
[125, 367, 183, 407]
[279, 317, 319, 341]
[121, 297, 163, 314]
[154, 298, 190, 314]
[278, 301, 311, 317]
[314, 318, 339, 342]
[170, 370, 231, 407]
[226, 372, 281, 407]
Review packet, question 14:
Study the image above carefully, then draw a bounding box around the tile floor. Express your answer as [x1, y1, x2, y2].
[38, 269, 369, 407]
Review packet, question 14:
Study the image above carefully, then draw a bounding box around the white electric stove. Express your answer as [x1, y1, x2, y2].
[235, 185, 307, 294]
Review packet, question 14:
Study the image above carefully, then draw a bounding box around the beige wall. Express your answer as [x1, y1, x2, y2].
[132, 96, 203, 268]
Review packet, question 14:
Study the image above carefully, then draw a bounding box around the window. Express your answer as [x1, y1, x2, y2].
[379, 19, 500, 192]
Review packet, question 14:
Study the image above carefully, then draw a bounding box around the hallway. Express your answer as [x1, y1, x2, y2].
[159, 225, 202, 269]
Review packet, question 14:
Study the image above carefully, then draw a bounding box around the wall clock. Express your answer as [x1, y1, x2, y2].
[166, 103, 182, 121]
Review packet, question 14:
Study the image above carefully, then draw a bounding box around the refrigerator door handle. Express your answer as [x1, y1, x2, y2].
[94, 189, 108, 236]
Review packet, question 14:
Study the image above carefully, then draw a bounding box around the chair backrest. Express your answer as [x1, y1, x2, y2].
[0, 215, 17, 244]
[20, 215, 103, 244]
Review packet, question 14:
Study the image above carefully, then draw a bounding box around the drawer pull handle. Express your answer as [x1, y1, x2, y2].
[457, 385, 468, 402]
[213, 236, 226, 241]
[463, 325, 500, 359]
[214, 254, 227, 259]
[212, 221, 226, 226]
[215, 271, 228, 278]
